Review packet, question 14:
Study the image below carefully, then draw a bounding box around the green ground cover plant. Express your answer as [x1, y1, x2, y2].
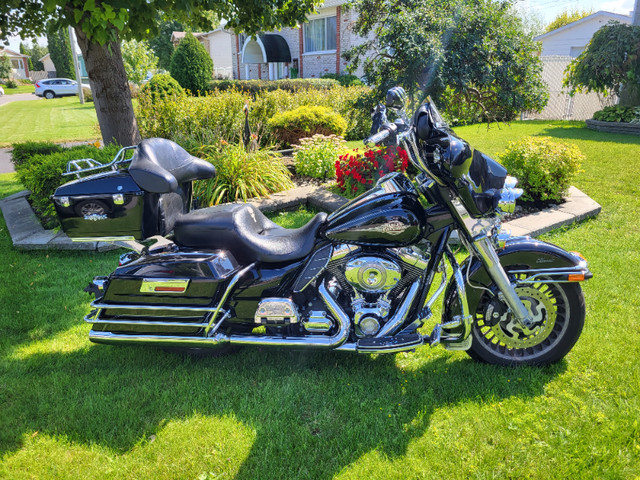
[0, 121, 639, 478]
[293, 134, 347, 179]
[0, 97, 98, 147]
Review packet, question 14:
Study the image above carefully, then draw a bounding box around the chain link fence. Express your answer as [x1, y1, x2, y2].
[523, 56, 617, 121]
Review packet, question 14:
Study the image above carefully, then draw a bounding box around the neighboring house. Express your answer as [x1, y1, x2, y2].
[171, 29, 234, 78]
[171, 0, 367, 81]
[39, 53, 56, 77]
[233, 0, 367, 80]
[0, 47, 30, 79]
[534, 11, 631, 57]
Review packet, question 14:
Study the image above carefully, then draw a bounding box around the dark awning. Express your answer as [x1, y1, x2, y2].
[259, 34, 292, 63]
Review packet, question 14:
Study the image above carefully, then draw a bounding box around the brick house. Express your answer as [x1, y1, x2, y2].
[0, 47, 30, 79]
[233, 0, 366, 80]
[172, 0, 367, 81]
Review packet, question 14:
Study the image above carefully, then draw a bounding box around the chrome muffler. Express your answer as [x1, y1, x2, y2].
[89, 281, 350, 350]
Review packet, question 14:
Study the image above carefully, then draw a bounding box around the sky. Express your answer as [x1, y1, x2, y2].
[1, 0, 637, 54]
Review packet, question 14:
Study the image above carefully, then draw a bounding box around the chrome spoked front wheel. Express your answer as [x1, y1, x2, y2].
[467, 280, 585, 366]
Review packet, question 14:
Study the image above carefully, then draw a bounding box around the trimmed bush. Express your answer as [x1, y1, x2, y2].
[293, 134, 346, 179]
[11, 141, 63, 168]
[140, 73, 185, 100]
[209, 78, 340, 94]
[5, 79, 18, 89]
[193, 143, 294, 205]
[336, 146, 409, 198]
[499, 137, 584, 203]
[82, 86, 93, 102]
[170, 33, 213, 95]
[320, 73, 364, 87]
[16, 145, 121, 226]
[268, 106, 347, 146]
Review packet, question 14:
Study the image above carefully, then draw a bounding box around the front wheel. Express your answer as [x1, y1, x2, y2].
[466, 281, 585, 366]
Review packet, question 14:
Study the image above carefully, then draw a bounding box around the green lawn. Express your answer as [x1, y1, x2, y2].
[0, 97, 98, 146]
[0, 85, 35, 95]
[0, 121, 639, 479]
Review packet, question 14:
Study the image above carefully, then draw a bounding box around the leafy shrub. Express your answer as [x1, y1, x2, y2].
[592, 105, 640, 123]
[336, 145, 409, 198]
[293, 134, 347, 179]
[16, 145, 121, 225]
[5, 79, 18, 89]
[169, 33, 213, 95]
[320, 73, 364, 87]
[193, 143, 294, 205]
[499, 136, 584, 203]
[136, 85, 372, 147]
[268, 106, 347, 146]
[11, 141, 63, 168]
[140, 73, 185, 100]
[209, 78, 340, 94]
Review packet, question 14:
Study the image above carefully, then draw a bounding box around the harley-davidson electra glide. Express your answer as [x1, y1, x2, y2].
[53, 87, 591, 366]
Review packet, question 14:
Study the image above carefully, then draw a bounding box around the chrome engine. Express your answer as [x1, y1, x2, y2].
[325, 245, 429, 337]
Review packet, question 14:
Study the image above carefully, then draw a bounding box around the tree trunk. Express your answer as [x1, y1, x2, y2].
[74, 27, 141, 146]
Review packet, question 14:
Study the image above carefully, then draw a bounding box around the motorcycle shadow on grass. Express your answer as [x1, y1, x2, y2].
[0, 342, 566, 478]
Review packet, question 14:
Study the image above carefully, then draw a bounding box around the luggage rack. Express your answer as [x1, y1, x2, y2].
[63, 145, 137, 179]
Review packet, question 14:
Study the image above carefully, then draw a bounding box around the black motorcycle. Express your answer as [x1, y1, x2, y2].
[53, 87, 591, 366]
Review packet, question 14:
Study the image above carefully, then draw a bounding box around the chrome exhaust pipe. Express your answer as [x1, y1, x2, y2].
[375, 280, 421, 337]
[89, 281, 351, 350]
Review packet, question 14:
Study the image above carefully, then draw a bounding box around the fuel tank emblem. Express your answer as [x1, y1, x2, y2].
[382, 220, 405, 235]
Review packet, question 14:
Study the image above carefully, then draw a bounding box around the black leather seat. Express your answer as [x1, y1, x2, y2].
[173, 203, 328, 264]
[129, 138, 216, 193]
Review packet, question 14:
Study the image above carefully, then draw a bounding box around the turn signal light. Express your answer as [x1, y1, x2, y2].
[568, 274, 585, 282]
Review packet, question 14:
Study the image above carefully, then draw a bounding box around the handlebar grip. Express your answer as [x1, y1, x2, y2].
[364, 129, 391, 145]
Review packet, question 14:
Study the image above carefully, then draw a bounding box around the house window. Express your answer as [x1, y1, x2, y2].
[304, 16, 337, 53]
[11, 59, 23, 70]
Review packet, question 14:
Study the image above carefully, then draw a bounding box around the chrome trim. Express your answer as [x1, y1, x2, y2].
[472, 236, 534, 330]
[509, 266, 591, 284]
[71, 236, 136, 243]
[255, 298, 300, 324]
[91, 302, 218, 313]
[375, 280, 421, 337]
[424, 260, 447, 311]
[89, 330, 229, 348]
[394, 246, 429, 270]
[451, 198, 497, 239]
[140, 278, 190, 294]
[63, 145, 136, 178]
[356, 337, 424, 354]
[302, 311, 333, 333]
[113, 193, 125, 205]
[85, 317, 212, 328]
[345, 257, 402, 293]
[204, 263, 255, 335]
[330, 244, 359, 262]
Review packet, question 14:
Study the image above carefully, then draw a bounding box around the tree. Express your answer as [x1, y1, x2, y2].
[564, 22, 640, 106]
[122, 39, 158, 85]
[46, 26, 74, 78]
[170, 33, 213, 94]
[545, 8, 593, 33]
[0, 54, 12, 81]
[344, 0, 548, 122]
[0, 0, 319, 146]
[148, 18, 184, 70]
[30, 40, 48, 71]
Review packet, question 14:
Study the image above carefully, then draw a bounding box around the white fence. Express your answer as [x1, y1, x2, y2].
[523, 56, 617, 121]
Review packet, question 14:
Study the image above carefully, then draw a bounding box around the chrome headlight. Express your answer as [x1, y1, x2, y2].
[498, 176, 523, 214]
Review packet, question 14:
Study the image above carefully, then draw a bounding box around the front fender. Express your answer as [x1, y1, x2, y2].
[444, 236, 591, 319]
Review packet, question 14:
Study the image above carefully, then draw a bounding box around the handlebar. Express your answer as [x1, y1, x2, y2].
[364, 128, 392, 146]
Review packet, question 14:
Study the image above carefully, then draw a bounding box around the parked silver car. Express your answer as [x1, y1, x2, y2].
[35, 78, 89, 99]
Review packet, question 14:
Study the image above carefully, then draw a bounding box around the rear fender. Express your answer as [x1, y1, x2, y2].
[444, 236, 591, 318]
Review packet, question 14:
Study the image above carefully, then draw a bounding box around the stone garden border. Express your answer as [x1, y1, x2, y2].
[0, 185, 601, 251]
[586, 119, 640, 135]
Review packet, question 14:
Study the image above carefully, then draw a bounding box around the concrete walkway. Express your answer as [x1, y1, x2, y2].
[0, 184, 601, 251]
[0, 92, 40, 107]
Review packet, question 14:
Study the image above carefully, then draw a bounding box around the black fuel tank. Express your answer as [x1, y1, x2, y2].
[323, 173, 426, 247]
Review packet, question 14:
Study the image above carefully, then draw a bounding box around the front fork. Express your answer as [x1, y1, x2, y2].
[471, 236, 534, 331]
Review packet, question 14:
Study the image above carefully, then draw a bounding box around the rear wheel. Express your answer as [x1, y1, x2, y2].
[44, 90, 55, 99]
[467, 280, 585, 366]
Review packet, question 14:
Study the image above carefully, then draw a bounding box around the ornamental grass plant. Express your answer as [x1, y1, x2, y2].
[193, 143, 294, 206]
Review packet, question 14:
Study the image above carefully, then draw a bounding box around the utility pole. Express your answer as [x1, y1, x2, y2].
[68, 26, 85, 104]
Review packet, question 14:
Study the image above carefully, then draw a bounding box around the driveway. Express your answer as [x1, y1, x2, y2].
[0, 93, 41, 107]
